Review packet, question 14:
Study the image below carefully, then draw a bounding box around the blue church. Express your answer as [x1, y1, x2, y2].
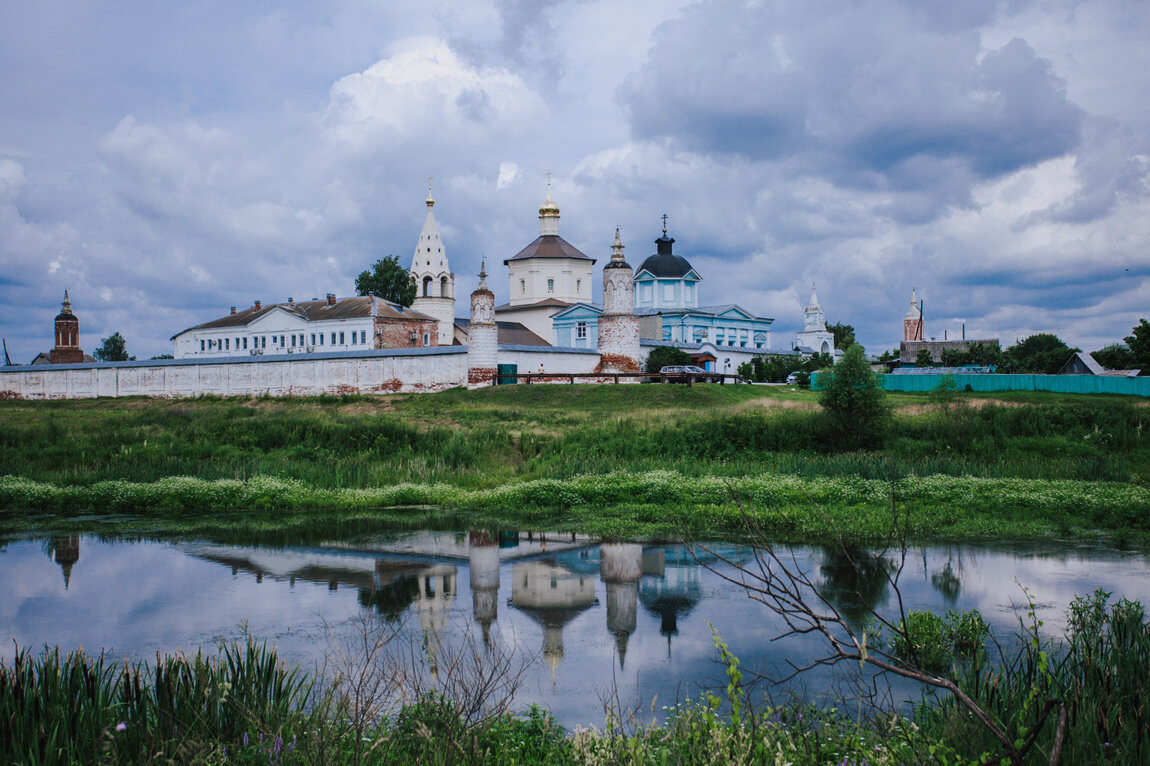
[553, 226, 773, 357]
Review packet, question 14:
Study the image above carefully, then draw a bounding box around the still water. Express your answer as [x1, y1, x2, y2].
[2, 530, 1149, 727]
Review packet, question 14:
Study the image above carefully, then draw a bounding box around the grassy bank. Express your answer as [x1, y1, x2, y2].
[2, 386, 1147, 543]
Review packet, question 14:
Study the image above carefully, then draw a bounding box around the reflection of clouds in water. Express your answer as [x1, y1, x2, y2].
[2, 535, 1149, 728]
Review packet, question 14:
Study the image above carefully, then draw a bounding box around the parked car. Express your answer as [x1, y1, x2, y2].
[785, 372, 799, 385]
[660, 364, 715, 383]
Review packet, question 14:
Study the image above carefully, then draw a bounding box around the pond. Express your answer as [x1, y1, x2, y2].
[2, 529, 1149, 728]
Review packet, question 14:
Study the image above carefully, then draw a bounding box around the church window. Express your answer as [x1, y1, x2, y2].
[339, 332, 345, 344]
[242, 337, 248, 350]
[225, 338, 230, 350]
[520, 279, 526, 295]
[310, 333, 315, 346]
[291, 335, 296, 347]
[330, 333, 336, 345]
[663, 283, 674, 301]
[350, 332, 356, 346]
[662, 325, 671, 340]
[318, 333, 323, 345]
[576, 321, 587, 339]
[360, 331, 367, 344]
[547, 278, 554, 293]
[423, 332, 431, 346]
[200, 340, 205, 351]
[576, 279, 581, 294]
[641, 284, 652, 304]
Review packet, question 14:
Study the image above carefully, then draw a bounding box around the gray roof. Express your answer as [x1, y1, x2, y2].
[172, 296, 435, 339]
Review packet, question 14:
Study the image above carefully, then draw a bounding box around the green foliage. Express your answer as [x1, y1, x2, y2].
[939, 341, 1003, 368]
[1125, 318, 1150, 372]
[0, 638, 311, 765]
[644, 345, 691, 373]
[827, 321, 856, 350]
[355, 255, 417, 307]
[915, 348, 935, 367]
[927, 375, 959, 409]
[1090, 343, 1135, 370]
[1003, 333, 1078, 374]
[917, 590, 1150, 765]
[892, 609, 989, 673]
[819, 345, 890, 449]
[93, 331, 134, 362]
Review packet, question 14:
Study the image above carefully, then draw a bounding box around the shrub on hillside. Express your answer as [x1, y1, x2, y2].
[818, 345, 889, 449]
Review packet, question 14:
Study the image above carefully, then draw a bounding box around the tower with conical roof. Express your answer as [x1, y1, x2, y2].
[467, 260, 498, 387]
[903, 288, 924, 342]
[795, 282, 834, 355]
[409, 180, 456, 345]
[597, 228, 640, 372]
[600, 542, 642, 669]
[50, 290, 84, 364]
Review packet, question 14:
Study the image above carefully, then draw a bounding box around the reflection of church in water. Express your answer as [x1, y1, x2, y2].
[168, 532, 714, 681]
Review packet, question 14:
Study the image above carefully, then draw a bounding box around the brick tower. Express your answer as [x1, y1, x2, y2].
[50, 290, 84, 364]
[903, 289, 924, 342]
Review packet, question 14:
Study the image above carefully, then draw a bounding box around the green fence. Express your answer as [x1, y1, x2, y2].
[811, 372, 1150, 397]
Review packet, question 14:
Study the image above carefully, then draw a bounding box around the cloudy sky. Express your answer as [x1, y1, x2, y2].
[2, 0, 1147, 362]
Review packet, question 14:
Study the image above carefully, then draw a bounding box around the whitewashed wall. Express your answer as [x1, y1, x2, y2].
[0, 349, 468, 399]
[496, 346, 602, 374]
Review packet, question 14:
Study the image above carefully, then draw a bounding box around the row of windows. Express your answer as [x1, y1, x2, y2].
[520, 278, 582, 295]
[661, 325, 765, 349]
[199, 330, 368, 352]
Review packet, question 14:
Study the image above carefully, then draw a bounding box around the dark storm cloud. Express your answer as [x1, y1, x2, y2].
[621, 1, 1083, 207]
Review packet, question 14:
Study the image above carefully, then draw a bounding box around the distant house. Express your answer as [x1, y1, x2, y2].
[1058, 352, 1141, 377]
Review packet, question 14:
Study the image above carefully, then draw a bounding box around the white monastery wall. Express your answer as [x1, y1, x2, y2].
[0, 349, 468, 399]
[496, 347, 601, 374]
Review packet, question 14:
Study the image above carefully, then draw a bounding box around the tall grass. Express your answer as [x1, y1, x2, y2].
[0, 638, 310, 765]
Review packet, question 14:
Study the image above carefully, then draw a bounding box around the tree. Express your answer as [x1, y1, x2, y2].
[1090, 344, 1135, 370]
[818, 344, 889, 449]
[93, 332, 134, 362]
[645, 345, 691, 373]
[1003, 334, 1077, 374]
[915, 348, 935, 368]
[1125, 318, 1150, 373]
[939, 342, 1003, 368]
[355, 255, 417, 307]
[827, 322, 855, 350]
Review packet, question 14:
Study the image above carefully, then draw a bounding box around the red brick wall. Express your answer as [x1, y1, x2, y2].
[375, 317, 440, 348]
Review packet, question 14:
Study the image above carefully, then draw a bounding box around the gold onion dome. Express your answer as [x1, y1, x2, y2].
[539, 184, 560, 218]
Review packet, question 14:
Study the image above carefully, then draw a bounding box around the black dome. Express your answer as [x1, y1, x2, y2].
[637, 233, 694, 278]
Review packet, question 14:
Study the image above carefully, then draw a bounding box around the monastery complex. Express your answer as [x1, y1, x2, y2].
[0, 182, 817, 399]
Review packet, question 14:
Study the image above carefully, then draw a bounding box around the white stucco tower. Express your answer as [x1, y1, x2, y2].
[795, 282, 835, 355]
[410, 182, 456, 345]
[467, 260, 498, 388]
[597, 228, 640, 372]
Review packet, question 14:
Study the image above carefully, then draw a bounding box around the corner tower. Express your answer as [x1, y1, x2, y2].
[597, 228, 640, 372]
[467, 260, 498, 388]
[50, 290, 84, 364]
[409, 181, 456, 345]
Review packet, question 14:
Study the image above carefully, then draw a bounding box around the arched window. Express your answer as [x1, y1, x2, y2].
[440, 275, 450, 298]
[422, 276, 432, 298]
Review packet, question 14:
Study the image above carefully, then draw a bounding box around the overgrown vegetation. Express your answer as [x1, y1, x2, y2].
[1, 384, 1148, 542]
